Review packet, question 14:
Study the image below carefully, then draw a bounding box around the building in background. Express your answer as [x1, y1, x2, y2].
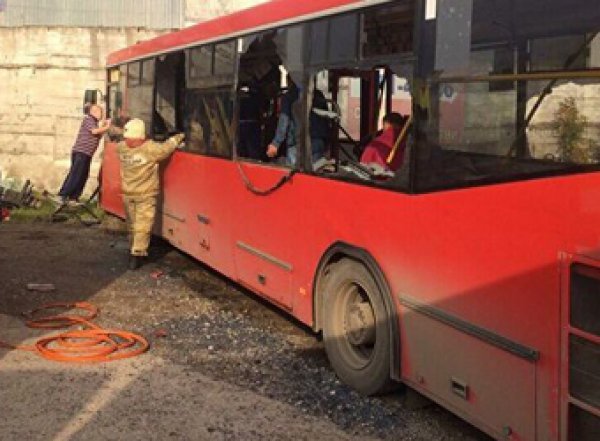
[0, 0, 267, 193]
[185, 0, 267, 26]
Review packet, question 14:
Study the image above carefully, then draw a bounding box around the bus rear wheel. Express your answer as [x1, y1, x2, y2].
[322, 258, 395, 396]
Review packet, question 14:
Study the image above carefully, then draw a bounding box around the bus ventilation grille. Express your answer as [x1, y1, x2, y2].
[568, 265, 600, 440]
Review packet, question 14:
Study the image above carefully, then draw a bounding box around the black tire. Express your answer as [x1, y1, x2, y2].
[322, 258, 396, 396]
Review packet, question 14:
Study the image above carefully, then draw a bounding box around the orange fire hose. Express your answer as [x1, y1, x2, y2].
[0, 302, 149, 362]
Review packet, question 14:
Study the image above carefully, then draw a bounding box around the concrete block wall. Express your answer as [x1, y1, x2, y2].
[0, 27, 166, 193]
[185, 0, 267, 26]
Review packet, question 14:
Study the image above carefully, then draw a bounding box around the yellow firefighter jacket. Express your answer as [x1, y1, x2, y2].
[117, 135, 183, 197]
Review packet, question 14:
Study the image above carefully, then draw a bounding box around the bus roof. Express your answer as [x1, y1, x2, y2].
[107, 0, 388, 67]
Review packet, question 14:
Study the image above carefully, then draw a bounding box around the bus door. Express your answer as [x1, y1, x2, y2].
[151, 51, 200, 254]
[231, 161, 299, 310]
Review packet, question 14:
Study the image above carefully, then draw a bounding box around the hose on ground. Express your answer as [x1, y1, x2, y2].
[0, 302, 149, 363]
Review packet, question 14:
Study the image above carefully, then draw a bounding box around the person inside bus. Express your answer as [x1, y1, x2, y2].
[310, 89, 338, 163]
[266, 74, 299, 166]
[360, 112, 407, 171]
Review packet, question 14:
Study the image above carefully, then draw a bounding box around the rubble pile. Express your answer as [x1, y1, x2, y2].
[0, 179, 41, 221]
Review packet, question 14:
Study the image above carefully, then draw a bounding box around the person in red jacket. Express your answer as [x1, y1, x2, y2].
[360, 112, 407, 171]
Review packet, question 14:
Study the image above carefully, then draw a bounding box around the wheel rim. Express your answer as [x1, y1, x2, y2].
[338, 281, 377, 370]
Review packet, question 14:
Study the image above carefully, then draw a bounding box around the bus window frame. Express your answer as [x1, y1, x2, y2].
[154, 51, 186, 141]
[106, 67, 121, 121]
[306, 12, 360, 71]
[359, 1, 416, 61]
[185, 41, 237, 160]
[120, 57, 156, 139]
[127, 61, 141, 87]
[141, 58, 155, 87]
[189, 44, 214, 81]
[112, 2, 424, 188]
[187, 40, 237, 90]
[301, 3, 419, 195]
[411, 0, 600, 194]
[233, 27, 308, 171]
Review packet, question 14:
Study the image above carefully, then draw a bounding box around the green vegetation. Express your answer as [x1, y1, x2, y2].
[7, 199, 104, 223]
[552, 97, 589, 163]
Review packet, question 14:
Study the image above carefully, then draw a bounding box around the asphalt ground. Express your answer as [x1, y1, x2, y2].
[0, 221, 491, 441]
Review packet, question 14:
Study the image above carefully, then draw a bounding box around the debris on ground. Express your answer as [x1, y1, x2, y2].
[0, 179, 40, 210]
[26, 283, 56, 292]
[45, 193, 102, 226]
[0, 207, 10, 222]
[150, 269, 165, 280]
[154, 328, 169, 338]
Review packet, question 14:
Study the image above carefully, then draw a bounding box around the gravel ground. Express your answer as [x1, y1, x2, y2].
[0, 221, 491, 441]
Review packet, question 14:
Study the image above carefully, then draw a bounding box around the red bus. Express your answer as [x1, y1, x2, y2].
[100, 1, 600, 439]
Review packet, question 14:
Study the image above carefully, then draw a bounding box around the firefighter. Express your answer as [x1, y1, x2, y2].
[118, 118, 185, 270]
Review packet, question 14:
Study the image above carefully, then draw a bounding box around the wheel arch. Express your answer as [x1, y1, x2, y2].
[312, 241, 401, 382]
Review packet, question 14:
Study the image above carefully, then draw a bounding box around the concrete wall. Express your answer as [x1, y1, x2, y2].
[0, 0, 184, 29]
[184, 0, 268, 26]
[0, 27, 167, 193]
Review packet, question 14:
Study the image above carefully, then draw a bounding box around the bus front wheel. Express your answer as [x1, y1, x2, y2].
[322, 258, 395, 396]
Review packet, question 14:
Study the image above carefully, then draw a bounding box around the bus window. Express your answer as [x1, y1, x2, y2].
[127, 62, 140, 87]
[236, 26, 307, 168]
[154, 52, 185, 141]
[189, 45, 212, 79]
[185, 43, 235, 158]
[329, 14, 358, 64]
[308, 14, 358, 67]
[106, 64, 129, 141]
[141, 59, 154, 86]
[107, 67, 121, 121]
[303, 5, 415, 190]
[126, 60, 154, 138]
[185, 89, 234, 157]
[361, 2, 415, 58]
[414, 0, 600, 192]
[310, 66, 413, 191]
[214, 41, 235, 76]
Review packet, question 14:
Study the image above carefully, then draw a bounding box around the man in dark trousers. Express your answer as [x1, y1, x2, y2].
[53, 104, 111, 205]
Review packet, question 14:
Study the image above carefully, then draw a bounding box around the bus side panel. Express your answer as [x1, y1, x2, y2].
[102, 147, 600, 440]
[100, 140, 125, 218]
[159, 152, 199, 256]
[160, 153, 237, 279]
[400, 304, 537, 440]
[183, 154, 236, 278]
[226, 162, 301, 310]
[279, 172, 600, 441]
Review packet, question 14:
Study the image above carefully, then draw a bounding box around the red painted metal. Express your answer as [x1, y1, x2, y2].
[102, 136, 600, 440]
